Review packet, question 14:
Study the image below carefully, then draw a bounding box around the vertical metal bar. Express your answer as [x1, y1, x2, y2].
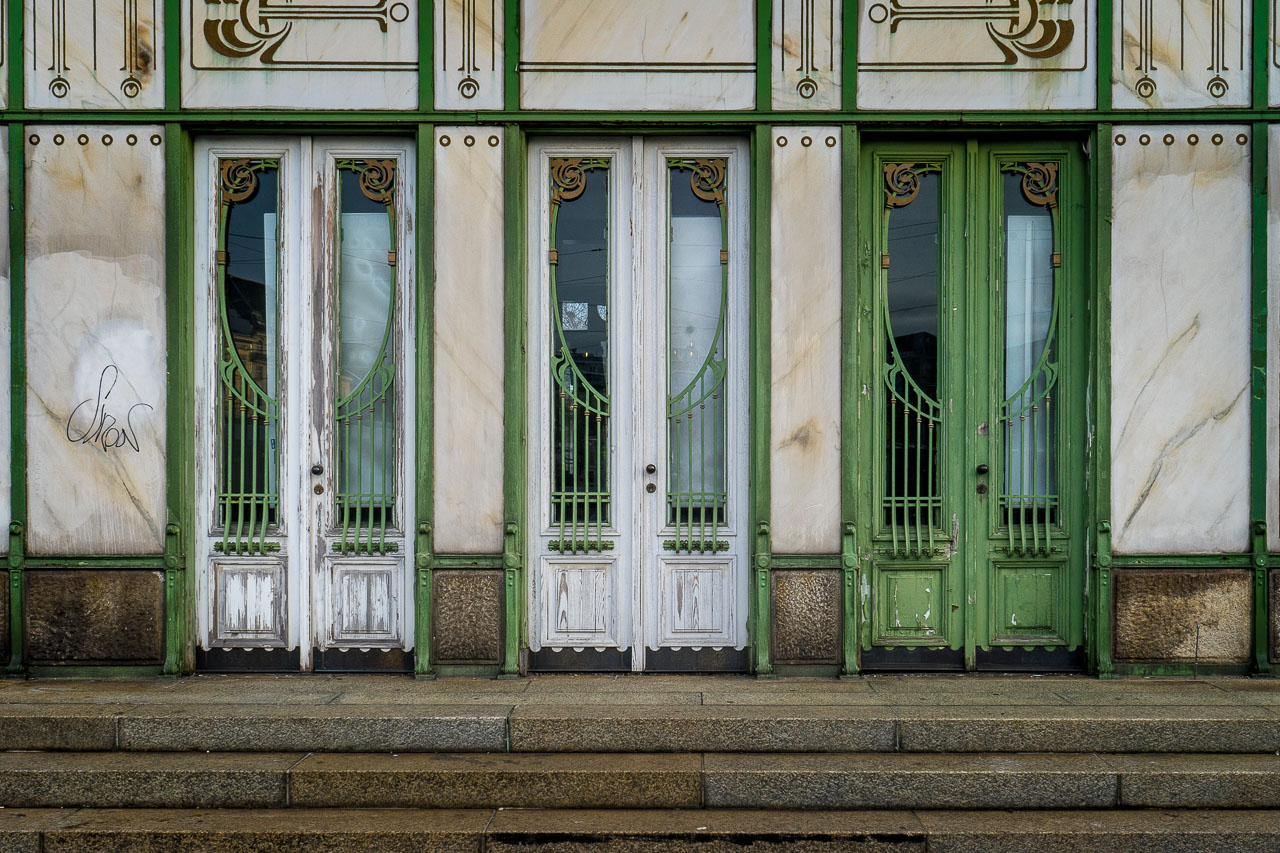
[889, 395, 898, 554]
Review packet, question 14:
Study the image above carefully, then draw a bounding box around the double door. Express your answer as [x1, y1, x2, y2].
[194, 137, 415, 671]
[527, 138, 750, 671]
[857, 140, 1087, 670]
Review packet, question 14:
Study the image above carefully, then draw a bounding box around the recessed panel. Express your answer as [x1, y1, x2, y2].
[541, 557, 617, 647]
[1114, 0, 1250, 107]
[772, 0, 843, 109]
[658, 558, 734, 645]
[991, 561, 1067, 645]
[327, 559, 401, 645]
[873, 565, 947, 645]
[26, 0, 165, 108]
[435, 0, 504, 109]
[214, 559, 285, 646]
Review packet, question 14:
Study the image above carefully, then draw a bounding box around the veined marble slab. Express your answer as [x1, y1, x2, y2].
[0, 133, 9, 549]
[519, 0, 756, 110]
[772, 0, 842, 110]
[181, 0, 417, 109]
[770, 128, 842, 554]
[435, 0, 503, 110]
[433, 128, 505, 553]
[1110, 125, 1251, 555]
[1113, 0, 1250, 108]
[1269, 125, 1280, 553]
[856, 0, 1096, 109]
[25, 127, 167, 555]
[25, 0, 164, 108]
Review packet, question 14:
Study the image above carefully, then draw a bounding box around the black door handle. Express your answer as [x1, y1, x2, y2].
[645, 463, 657, 475]
[976, 464, 989, 476]
[311, 464, 324, 476]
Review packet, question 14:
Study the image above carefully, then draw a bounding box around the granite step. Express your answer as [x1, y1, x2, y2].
[6, 808, 1280, 852]
[5, 701, 1280, 753]
[3, 751, 1280, 810]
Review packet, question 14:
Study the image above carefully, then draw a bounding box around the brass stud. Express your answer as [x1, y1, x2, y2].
[1188, 134, 1199, 145]
[1114, 134, 1126, 145]
[825, 136, 836, 147]
[1236, 133, 1248, 145]
[1162, 134, 1174, 145]
[127, 134, 138, 146]
[440, 135, 451, 146]
[102, 134, 113, 145]
[77, 134, 89, 145]
[776, 136, 788, 147]
[464, 135, 475, 147]
[801, 135, 812, 147]
[1138, 134, 1150, 146]
[150, 134, 162, 146]
[28, 134, 39, 145]
[881, 253, 891, 269]
[488, 135, 500, 147]
[53, 134, 64, 145]
[1212, 133, 1224, 145]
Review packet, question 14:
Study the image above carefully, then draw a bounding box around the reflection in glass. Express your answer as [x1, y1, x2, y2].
[549, 160, 611, 547]
[666, 160, 728, 550]
[1000, 167, 1059, 550]
[882, 166, 942, 552]
[217, 160, 280, 551]
[334, 161, 398, 552]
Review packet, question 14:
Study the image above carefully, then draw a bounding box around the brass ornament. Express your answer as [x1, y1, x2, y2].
[220, 158, 275, 204]
[1015, 162, 1059, 208]
[550, 158, 608, 204]
[684, 158, 727, 206]
[883, 163, 941, 209]
[343, 159, 396, 204]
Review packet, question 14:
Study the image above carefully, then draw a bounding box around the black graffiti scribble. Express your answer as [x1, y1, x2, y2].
[65, 364, 153, 452]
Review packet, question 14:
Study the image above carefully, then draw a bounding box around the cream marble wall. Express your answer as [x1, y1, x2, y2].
[433, 128, 505, 553]
[1111, 125, 1252, 555]
[519, 0, 756, 110]
[0, 133, 9, 549]
[1114, 0, 1250, 108]
[25, 0, 164, 108]
[1269, 125, 1280, 553]
[25, 126, 167, 555]
[770, 128, 842, 554]
[181, 0, 417, 109]
[435, 0, 504, 110]
[772, 0, 842, 110]
[857, 0, 1096, 109]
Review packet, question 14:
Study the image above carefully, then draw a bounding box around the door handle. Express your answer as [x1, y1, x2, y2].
[645, 463, 657, 475]
[311, 464, 324, 476]
[975, 463, 989, 476]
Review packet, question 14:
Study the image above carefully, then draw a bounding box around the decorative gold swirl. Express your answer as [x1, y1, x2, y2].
[351, 159, 396, 204]
[884, 163, 938, 209]
[550, 159, 591, 203]
[219, 159, 266, 204]
[685, 158, 727, 206]
[1017, 162, 1059, 208]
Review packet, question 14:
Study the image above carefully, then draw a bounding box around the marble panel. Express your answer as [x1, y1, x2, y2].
[433, 128, 505, 553]
[1269, 126, 1280, 553]
[25, 0, 164, 109]
[181, 0, 417, 109]
[0, 0, 8, 108]
[770, 128, 842, 554]
[435, 0, 503, 110]
[856, 0, 1096, 109]
[25, 127, 167, 556]
[0, 132, 8, 548]
[772, 0, 843, 110]
[1110, 125, 1252, 554]
[1114, 0, 1250, 108]
[519, 0, 756, 110]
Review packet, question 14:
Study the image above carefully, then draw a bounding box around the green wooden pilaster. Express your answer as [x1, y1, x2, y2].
[501, 122, 527, 677]
[839, 123, 860, 675]
[755, 0, 771, 110]
[750, 124, 773, 676]
[414, 122, 436, 678]
[1091, 124, 1115, 677]
[504, 0, 519, 112]
[7, 120, 24, 675]
[1251, 119, 1270, 673]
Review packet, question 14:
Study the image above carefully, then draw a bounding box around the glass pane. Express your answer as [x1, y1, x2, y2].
[217, 161, 280, 549]
[1001, 170, 1058, 534]
[666, 161, 727, 541]
[550, 161, 611, 542]
[335, 163, 398, 548]
[882, 167, 942, 542]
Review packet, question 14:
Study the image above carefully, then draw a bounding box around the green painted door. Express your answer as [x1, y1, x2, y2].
[856, 139, 1088, 671]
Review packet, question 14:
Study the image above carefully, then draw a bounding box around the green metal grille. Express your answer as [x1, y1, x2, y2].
[333, 159, 399, 555]
[548, 158, 612, 553]
[998, 162, 1061, 556]
[215, 158, 281, 555]
[665, 158, 729, 555]
[880, 162, 944, 557]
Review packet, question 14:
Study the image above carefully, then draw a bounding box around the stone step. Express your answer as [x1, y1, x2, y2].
[6, 701, 1280, 753]
[4, 751, 1280, 810]
[6, 808, 1280, 852]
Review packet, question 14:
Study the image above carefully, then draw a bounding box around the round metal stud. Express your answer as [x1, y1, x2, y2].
[464, 135, 475, 147]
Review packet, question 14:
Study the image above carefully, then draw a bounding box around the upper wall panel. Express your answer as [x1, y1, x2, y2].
[519, 0, 757, 110]
[1269, 124, 1279, 553]
[856, 0, 1096, 109]
[1273, 0, 1280, 106]
[435, 0, 504, 109]
[1110, 125, 1251, 555]
[25, 0, 164, 109]
[181, 0, 418, 109]
[772, 0, 843, 110]
[1113, 0, 1251, 108]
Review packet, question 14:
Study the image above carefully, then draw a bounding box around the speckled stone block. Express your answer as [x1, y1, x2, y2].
[26, 570, 164, 665]
[772, 570, 841, 665]
[432, 570, 503, 665]
[1114, 569, 1251, 663]
[0, 571, 9, 663]
[1270, 569, 1279, 664]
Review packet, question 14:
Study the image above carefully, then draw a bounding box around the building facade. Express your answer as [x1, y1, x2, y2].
[2, 0, 1278, 677]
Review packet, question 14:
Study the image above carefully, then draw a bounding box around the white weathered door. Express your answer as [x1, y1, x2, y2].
[194, 137, 415, 671]
[527, 137, 749, 672]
